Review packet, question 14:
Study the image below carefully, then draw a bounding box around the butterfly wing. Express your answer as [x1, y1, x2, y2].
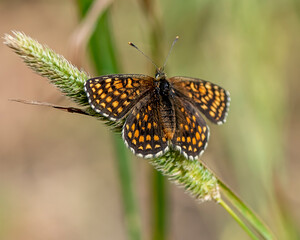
[84, 74, 154, 121]
[169, 76, 230, 125]
[122, 93, 169, 158]
[172, 97, 209, 160]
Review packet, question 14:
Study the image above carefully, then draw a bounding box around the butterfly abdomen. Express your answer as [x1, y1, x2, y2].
[157, 78, 176, 140]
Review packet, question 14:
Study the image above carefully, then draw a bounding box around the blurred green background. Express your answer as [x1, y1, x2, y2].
[1, 0, 300, 239]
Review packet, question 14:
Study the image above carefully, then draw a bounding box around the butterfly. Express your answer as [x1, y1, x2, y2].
[84, 38, 230, 160]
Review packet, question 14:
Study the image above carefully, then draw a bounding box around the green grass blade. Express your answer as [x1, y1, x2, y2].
[218, 199, 259, 240]
[113, 135, 142, 240]
[152, 171, 167, 240]
[218, 179, 276, 239]
[76, 2, 142, 240]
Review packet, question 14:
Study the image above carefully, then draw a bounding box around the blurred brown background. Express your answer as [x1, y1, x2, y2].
[1, 0, 300, 239]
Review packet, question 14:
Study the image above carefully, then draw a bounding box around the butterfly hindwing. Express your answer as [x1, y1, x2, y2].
[84, 74, 154, 121]
[172, 97, 209, 160]
[169, 76, 230, 125]
[122, 93, 169, 158]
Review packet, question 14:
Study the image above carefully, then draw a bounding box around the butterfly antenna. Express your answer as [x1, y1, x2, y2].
[128, 42, 159, 70]
[162, 36, 179, 69]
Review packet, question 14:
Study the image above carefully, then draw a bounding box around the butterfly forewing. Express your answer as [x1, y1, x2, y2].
[169, 77, 230, 125]
[172, 97, 209, 160]
[84, 74, 154, 121]
[122, 94, 169, 158]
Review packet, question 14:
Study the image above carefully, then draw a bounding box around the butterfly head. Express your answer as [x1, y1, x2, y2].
[155, 67, 166, 80]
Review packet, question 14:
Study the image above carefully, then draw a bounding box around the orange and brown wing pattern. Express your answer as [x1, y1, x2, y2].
[84, 74, 154, 121]
[172, 97, 209, 160]
[122, 94, 169, 158]
[169, 77, 230, 125]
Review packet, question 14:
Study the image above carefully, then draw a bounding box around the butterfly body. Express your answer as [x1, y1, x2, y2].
[154, 74, 176, 141]
[84, 71, 230, 160]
